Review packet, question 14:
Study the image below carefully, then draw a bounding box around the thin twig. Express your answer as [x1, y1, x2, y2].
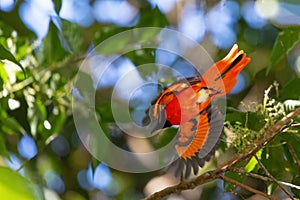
[143, 107, 300, 200]
[291, 123, 300, 127]
[231, 168, 300, 191]
[286, 143, 300, 167]
[254, 155, 295, 200]
[278, 181, 300, 190]
[219, 175, 272, 199]
[231, 168, 272, 182]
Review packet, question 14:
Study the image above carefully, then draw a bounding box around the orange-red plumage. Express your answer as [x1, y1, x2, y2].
[149, 44, 250, 178]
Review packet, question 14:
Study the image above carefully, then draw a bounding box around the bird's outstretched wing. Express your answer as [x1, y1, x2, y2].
[167, 105, 224, 178]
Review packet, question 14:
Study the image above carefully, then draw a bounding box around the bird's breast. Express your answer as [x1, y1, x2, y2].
[165, 87, 212, 125]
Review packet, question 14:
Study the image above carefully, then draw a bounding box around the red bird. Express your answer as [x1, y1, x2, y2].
[148, 44, 251, 178]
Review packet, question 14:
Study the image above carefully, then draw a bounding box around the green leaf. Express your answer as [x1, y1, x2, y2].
[281, 78, 300, 100]
[226, 108, 265, 131]
[138, 7, 168, 28]
[60, 21, 83, 54]
[0, 63, 8, 91]
[0, 133, 8, 158]
[0, 7, 35, 37]
[96, 32, 131, 55]
[48, 106, 66, 135]
[244, 150, 262, 172]
[153, 127, 177, 149]
[36, 99, 47, 119]
[0, 44, 25, 74]
[96, 103, 114, 122]
[266, 26, 300, 75]
[0, 167, 43, 200]
[0, 117, 26, 135]
[38, 23, 69, 65]
[27, 107, 38, 136]
[225, 107, 246, 124]
[247, 112, 266, 131]
[224, 171, 246, 192]
[262, 144, 287, 177]
[292, 175, 300, 198]
[26, 98, 48, 136]
[278, 133, 300, 174]
[0, 75, 3, 91]
[0, 97, 9, 115]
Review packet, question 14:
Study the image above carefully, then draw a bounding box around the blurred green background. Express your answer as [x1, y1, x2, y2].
[0, 0, 300, 199]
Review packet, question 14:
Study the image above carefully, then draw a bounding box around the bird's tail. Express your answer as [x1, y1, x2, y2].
[201, 44, 251, 97]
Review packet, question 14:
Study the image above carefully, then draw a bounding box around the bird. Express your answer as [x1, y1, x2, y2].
[146, 44, 251, 178]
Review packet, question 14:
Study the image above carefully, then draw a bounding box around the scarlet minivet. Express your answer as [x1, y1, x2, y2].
[148, 44, 251, 178]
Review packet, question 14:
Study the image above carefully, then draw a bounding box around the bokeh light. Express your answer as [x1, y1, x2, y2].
[178, 3, 206, 42]
[242, 1, 267, 29]
[90, 55, 145, 100]
[93, 0, 139, 27]
[130, 83, 158, 126]
[287, 44, 300, 75]
[270, 2, 300, 25]
[78, 163, 120, 195]
[59, 0, 94, 27]
[13, 0, 297, 51]
[89, 54, 119, 88]
[17, 135, 38, 160]
[0, 0, 15, 12]
[155, 49, 178, 67]
[255, 0, 279, 19]
[8, 98, 20, 110]
[113, 57, 144, 100]
[229, 72, 249, 94]
[19, 0, 57, 39]
[44, 189, 61, 200]
[294, 55, 300, 74]
[15, 0, 295, 53]
[44, 170, 65, 194]
[205, 0, 239, 49]
[5, 153, 22, 171]
[71, 87, 84, 100]
[210, 26, 236, 50]
[92, 164, 113, 191]
[77, 169, 94, 191]
[156, 28, 185, 67]
[50, 135, 70, 157]
[148, 0, 178, 13]
[171, 59, 197, 79]
[43, 120, 52, 130]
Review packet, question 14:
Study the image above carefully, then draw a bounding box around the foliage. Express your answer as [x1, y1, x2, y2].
[0, 167, 43, 200]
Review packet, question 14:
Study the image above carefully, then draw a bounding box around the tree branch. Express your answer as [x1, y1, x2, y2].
[232, 168, 300, 193]
[254, 155, 295, 200]
[143, 107, 300, 200]
[231, 167, 272, 182]
[219, 175, 272, 199]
